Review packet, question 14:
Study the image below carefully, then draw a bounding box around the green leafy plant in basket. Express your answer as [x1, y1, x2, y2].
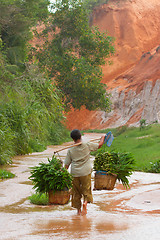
[94, 151, 135, 188]
[29, 155, 73, 194]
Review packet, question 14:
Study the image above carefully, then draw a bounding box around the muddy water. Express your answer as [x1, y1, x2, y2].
[0, 133, 160, 240]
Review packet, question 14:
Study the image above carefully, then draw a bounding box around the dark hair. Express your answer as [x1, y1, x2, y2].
[70, 129, 81, 141]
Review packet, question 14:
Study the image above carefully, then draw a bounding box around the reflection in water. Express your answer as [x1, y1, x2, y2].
[32, 214, 128, 239]
[33, 216, 92, 239]
[95, 221, 128, 233]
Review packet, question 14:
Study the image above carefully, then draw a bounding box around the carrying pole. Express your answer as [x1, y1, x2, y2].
[54, 137, 101, 154]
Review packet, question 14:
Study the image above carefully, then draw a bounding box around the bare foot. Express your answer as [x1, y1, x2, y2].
[77, 209, 81, 215]
[82, 201, 87, 216]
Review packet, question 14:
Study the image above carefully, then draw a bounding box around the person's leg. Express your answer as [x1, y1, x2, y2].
[72, 177, 82, 215]
[82, 200, 87, 216]
[80, 174, 93, 215]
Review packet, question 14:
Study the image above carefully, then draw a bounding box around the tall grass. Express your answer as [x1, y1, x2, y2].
[0, 114, 15, 164]
[0, 64, 70, 165]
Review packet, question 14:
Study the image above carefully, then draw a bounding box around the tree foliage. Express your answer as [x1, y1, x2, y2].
[34, 0, 115, 111]
[0, 26, 68, 165]
[0, 1, 71, 165]
[0, 0, 50, 70]
[0, 0, 115, 164]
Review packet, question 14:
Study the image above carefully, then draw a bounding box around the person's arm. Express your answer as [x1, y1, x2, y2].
[87, 136, 105, 151]
[64, 150, 71, 169]
[98, 136, 105, 149]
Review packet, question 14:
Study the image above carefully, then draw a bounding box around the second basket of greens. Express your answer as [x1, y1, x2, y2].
[93, 151, 135, 190]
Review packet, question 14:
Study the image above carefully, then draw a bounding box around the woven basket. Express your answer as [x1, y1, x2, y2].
[48, 190, 70, 205]
[94, 171, 117, 190]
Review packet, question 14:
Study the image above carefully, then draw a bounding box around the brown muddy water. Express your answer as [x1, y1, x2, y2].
[0, 133, 160, 240]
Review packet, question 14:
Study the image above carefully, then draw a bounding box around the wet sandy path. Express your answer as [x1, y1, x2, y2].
[0, 133, 160, 240]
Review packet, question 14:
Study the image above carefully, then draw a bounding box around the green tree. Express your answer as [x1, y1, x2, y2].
[35, 0, 114, 111]
[0, 0, 50, 71]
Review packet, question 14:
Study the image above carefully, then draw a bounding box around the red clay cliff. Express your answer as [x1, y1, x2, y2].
[65, 0, 160, 130]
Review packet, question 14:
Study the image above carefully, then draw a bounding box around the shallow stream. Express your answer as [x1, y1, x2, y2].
[0, 133, 160, 240]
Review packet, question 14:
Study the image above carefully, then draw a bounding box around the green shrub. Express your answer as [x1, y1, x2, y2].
[1, 101, 32, 155]
[0, 114, 15, 164]
[114, 125, 128, 136]
[146, 160, 160, 173]
[140, 119, 148, 130]
[28, 193, 49, 205]
[0, 169, 15, 179]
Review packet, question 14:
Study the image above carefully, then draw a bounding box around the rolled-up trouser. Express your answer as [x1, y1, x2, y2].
[71, 173, 93, 210]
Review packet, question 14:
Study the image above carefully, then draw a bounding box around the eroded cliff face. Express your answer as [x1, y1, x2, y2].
[93, 0, 160, 82]
[65, 0, 160, 130]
